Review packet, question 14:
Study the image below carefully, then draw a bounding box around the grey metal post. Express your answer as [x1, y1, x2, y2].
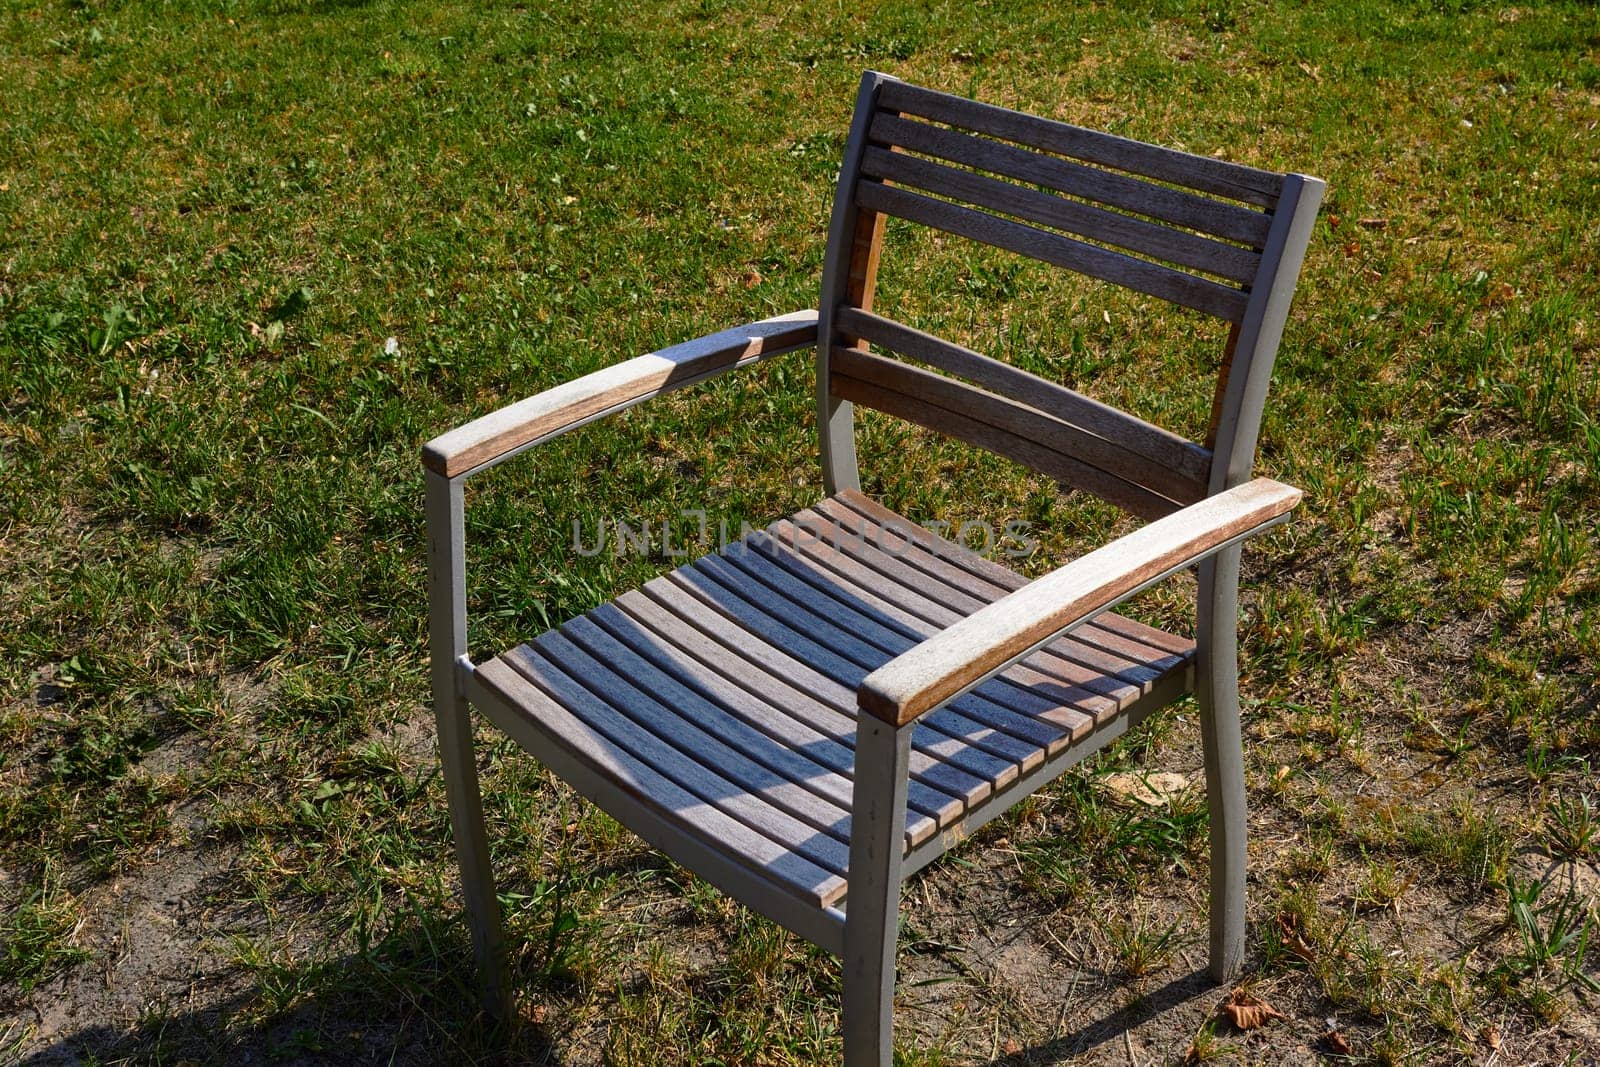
[1197, 171, 1323, 981]
[1196, 545, 1246, 981]
[841, 716, 912, 1066]
[816, 70, 896, 496]
[425, 469, 511, 1016]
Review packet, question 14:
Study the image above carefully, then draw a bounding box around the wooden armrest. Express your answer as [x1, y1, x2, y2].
[857, 477, 1303, 726]
[421, 310, 820, 478]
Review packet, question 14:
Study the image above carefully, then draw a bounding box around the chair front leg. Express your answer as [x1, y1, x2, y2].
[842, 716, 913, 1066]
[1197, 545, 1248, 982]
[426, 471, 511, 1018]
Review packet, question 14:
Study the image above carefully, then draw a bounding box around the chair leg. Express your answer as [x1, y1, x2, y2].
[426, 470, 510, 1018]
[1197, 547, 1248, 983]
[842, 717, 912, 1066]
[437, 693, 512, 1018]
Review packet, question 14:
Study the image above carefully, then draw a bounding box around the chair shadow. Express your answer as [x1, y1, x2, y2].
[15, 943, 566, 1067]
[980, 968, 1216, 1066]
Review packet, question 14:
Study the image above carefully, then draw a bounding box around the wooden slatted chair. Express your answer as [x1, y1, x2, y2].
[422, 71, 1324, 1063]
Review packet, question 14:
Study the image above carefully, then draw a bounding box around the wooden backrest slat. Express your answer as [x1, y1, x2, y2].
[859, 146, 1260, 284]
[836, 307, 1213, 495]
[857, 180, 1250, 323]
[830, 350, 1181, 521]
[869, 113, 1273, 248]
[878, 80, 1285, 208]
[818, 72, 1324, 519]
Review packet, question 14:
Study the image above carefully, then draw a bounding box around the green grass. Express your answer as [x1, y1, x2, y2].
[2, 0, 1599, 1061]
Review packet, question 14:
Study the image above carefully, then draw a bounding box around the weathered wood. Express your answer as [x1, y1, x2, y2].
[811, 495, 1194, 674]
[676, 559, 1029, 790]
[782, 507, 1171, 695]
[813, 502, 1189, 675]
[425, 75, 1323, 1067]
[859, 147, 1261, 284]
[1207, 173, 1328, 494]
[1198, 547, 1248, 980]
[876, 80, 1286, 208]
[857, 181, 1250, 322]
[714, 545, 1074, 758]
[831, 358, 1182, 521]
[548, 618, 861, 842]
[506, 642, 854, 877]
[756, 518, 1154, 713]
[818, 72, 898, 494]
[867, 113, 1274, 247]
[596, 596, 943, 845]
[638, 577, 991, 813]
[831, 490, 1197, 660]
[475, 657, 849, 909]
[833, 308, 1214, 493]
[832, 345, 1203, 510]
[425, 472, 509, 1018]
[720, 542, 1087, 747]
[825, 495, 1190, 668]
[842, 715, 910, 1067]
[421, 311, 818, 477]
[858, 478, 1302, 725]
[668, 550, 1043, 777]
[746, 517, 1141, 714]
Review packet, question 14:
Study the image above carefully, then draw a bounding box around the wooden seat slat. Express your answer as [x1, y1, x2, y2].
[474, 657, 848, 909]
[507, 642, 854, 877]
[637, 578, 989, 815]
[763, 517, 1162, 708]
[588, 601, 934, 844]
[673, 561, 1027, 791]
[717, 543, 1086, 753]
[595, 597, 943, 845]
[698, 552, 1058, 770]
[487, 495, 1195, 909]
[832, 491, 1197, 661]
[744, 525, 1146, 721]
[550, 618, 862, 843]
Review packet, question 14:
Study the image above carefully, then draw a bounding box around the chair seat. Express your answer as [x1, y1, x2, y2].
[474, 490, 1195, 911]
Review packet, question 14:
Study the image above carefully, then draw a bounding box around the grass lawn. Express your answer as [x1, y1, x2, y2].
[2, 0, 1598, 1061]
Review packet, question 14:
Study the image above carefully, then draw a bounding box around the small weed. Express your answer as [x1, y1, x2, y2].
[1541, 791, 1598, 862]
[1494, 874, 1599, 998]
[1105, 911, 1195, 979]
[0, 871, 89, 993]
[1183, 1017, 1238, 1062]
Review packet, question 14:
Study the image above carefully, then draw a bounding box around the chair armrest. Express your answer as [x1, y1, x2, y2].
[421, 310, 820, 478]
[857, 477, 1303, 727]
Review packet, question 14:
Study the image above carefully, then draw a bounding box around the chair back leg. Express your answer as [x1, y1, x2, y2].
[1196, 546, 1248, 981]
[842, 717, 913, 1065]
[426, 471, 512, 1017]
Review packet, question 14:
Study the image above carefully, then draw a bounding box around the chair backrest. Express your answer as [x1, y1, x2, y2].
[815, 72, 1324, 519]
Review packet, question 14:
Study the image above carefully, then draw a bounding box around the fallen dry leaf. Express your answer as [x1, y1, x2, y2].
[1000, 1037, 1023, 1055]
[1275, 912, 1315, 961]
[1326, 1030, 1353, 1055]
[1220, 989, 1283, 1031]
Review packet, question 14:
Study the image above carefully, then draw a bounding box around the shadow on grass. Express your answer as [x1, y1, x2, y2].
[17, 928, 567, 1067]
[985, 968, 1216, 1066]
